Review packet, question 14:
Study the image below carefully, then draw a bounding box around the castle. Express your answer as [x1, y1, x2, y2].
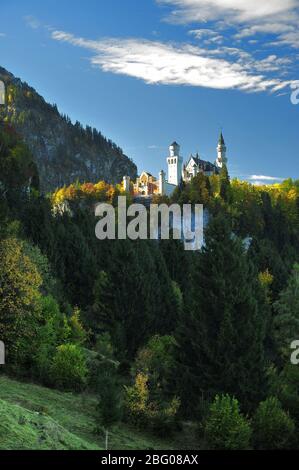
[123, 132, 227, 197]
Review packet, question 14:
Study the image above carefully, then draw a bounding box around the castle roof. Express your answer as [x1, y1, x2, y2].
[186, 154, 217, 173]
[186, 154, 201, 167]
[138, 171, 154, 179]
[218, 132, 225, 146]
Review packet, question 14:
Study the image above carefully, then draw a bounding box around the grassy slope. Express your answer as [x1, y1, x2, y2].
[0, 375, 195, 450]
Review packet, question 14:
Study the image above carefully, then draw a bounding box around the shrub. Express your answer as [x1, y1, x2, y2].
[204, 394, 252, 450]
[50, 343, 88, 391]
[252, 397, 295, 449]
[124, 373, 149, 428]
[124, 372, 180, 436]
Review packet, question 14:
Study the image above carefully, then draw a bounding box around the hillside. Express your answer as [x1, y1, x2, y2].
[0, 66, 137, 192]
[0, 376, 195, 450]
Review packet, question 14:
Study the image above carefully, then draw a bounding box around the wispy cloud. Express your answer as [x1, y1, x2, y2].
[235, 23, 295, 39]
[189, 28, 224, 44]
[158, 0, 298, 25]
[249, 174, 284, 182]
[148, 144, 167, 150]
[51, 30, 297, 94]
[0, 33, 6, 37]
[24, 15, 41, 30]
[158, 0, 299, 48]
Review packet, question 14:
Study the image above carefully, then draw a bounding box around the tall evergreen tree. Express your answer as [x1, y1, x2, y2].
[175, 215, 267, 415]
[219, 164, 230, 202]
[273, 263, 299, 361]
[96, 365, 122, 450]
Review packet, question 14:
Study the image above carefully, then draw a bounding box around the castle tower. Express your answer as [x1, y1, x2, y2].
[216, 132, 227, 169]
[167, 141, 183, 186]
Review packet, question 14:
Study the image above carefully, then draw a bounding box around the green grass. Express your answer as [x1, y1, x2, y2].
[0, 398, 98, 450]
[0, 375, 198, 450]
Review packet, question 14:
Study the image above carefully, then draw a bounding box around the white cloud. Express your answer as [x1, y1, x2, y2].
[158, 1, 299, 48]
[0, 33, 6, 37]
[51, 30, 297, 94]
[271, 31, 299, 49]
[24, 15, 41, 30]
[249, 175, 284, 181]
[189, 28, 224, 44]
[235, 23, 295, 39]
[158, 0, 298, 24]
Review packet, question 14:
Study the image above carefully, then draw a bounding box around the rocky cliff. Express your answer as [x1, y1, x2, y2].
[0, 66, 137, 192]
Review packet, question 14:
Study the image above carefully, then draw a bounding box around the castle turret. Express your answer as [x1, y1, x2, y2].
[216, 132, 227, 169]
[167, 141, 183, 186]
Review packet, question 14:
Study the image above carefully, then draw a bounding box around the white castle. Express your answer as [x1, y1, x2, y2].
[123, 132, 227, 197]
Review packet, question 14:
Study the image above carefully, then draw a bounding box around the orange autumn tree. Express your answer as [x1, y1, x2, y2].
[51, 180, 119, 207]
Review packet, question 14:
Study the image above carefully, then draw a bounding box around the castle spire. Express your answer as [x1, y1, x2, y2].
[218, 131, 225, 146]
[216, 131, 227, 169]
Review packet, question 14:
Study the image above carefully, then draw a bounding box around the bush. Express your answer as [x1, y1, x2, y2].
[252, 397, 295, 449]
[50, 343, 88, 391]
[124, 372, 180, 436]
[204, 394, 252, 450]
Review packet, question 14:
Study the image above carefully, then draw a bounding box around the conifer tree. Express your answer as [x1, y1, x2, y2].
[175, 215, 267, 415]
[96, 367, 122, 450]
[273, 264, 299, 360]
[219, 164, 230, 202]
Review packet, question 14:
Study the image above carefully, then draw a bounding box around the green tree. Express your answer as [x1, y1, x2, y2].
[204, 394, 252, 450]
[269, 364, 299, 429]
[273, 264, 299, 360]
[124, 372, 180, 435]
[96, 368, 122, 450]
[252, 397, 295, 449]
[50, 343, 88, 391]
[133, 335, 177, 401]
[33, 295, 74, 383]
[219, 164, 230, 202]
[176, 215, 267, 415]
[0, 237, 42, 366]
[91, 239, 178, 360]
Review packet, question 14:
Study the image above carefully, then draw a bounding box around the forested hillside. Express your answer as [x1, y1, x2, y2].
[0, 66, 137, 192]
[1, 122, 299, 450]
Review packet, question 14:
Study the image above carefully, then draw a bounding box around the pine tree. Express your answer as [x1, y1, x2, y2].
[175, 215, 267, 415]
[219, 164, 230, 202]
[96, 366, 122, 450]
[273, 264, 299, 360]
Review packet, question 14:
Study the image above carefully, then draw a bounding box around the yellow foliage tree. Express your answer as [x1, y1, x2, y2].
[0, 238, 42, 364]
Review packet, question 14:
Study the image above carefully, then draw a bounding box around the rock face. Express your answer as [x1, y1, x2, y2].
[0, 66, 137, 192]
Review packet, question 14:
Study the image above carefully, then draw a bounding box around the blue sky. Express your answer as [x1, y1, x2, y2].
[0, 0, 298, 183]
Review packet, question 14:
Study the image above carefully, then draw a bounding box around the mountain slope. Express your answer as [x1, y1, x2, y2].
[0, 398, 100, 450]
[0, 66, 137, 192]
[0, 376, 183, 450]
